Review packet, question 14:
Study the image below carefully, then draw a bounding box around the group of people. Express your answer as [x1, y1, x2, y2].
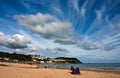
[70, 66, 81, 75]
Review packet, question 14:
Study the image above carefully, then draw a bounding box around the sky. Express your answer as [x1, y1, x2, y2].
[0, 0, 120, 63]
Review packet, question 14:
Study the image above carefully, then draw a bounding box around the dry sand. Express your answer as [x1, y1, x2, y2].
[0, 62, 120, 78]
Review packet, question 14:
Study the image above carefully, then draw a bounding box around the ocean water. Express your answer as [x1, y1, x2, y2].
[47, 63, 120, 71]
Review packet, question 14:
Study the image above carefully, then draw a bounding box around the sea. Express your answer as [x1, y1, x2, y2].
[46, 63, 120, 71]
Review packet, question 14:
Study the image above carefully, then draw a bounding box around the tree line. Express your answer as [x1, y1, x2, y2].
[0, 52, 32, 61]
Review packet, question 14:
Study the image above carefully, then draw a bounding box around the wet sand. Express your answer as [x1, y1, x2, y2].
[0, 62, 120, 78]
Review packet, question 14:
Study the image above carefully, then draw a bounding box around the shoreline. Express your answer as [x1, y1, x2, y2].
[0, 62, 120, 78]
[80, 68, 120, 75]
[1, 62, 120, 72]
[35, 63, 120, 72]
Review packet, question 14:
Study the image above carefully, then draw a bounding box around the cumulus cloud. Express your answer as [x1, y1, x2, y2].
[0, 32, 31, 49]
[14, 13, 54, 26]
[14, 12, 77, 45]
[14, 13, 73, 38]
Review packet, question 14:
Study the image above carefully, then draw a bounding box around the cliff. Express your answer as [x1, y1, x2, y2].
[54, 57, 82, 64]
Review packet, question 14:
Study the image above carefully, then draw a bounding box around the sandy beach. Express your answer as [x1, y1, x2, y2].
[0, 62, 120, 78]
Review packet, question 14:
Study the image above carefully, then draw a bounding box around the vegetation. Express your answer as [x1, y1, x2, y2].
[0, 52, 82, 64]
[0, 52, 32, 61]
[0, 64, 8, 66]
[55, 57, 82, 64]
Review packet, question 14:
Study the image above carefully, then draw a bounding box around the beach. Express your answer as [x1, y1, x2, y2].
[0, 62, 120, 78]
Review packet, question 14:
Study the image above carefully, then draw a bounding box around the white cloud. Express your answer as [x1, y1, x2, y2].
[14, 13, 73, 38]
[55, 38, 76, 45]
[95, 6, 105, 20]
[0, 32, 31, 49]
[24, 46, 45, 55]
[0, 32, 4, 36]
[20, 0, 31, 9]
[111, 15, 120, 30]
[81, 0, 88, 17]
[77, 36, 99, 50]
[14, 49, 21, 53]
[14, 12, 76, 44]
[51, 6, 63, 16]
[54, 47, 68, 52]
[14, 13, 54, 26]
[73, 0, 79, 12]
[80, 42, 98, 50]
[81, 8, 85, 17]
[46, 47, 68, 55]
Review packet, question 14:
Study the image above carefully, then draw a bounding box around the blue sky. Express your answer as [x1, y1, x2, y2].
[0, 0, 120, 63]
